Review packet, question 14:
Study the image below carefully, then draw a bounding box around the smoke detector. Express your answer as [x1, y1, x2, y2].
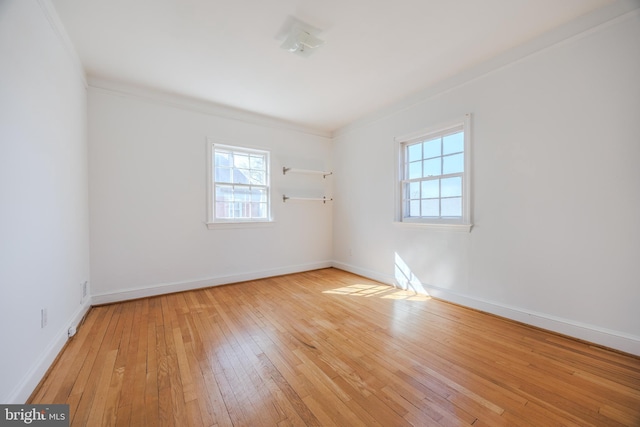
[280, 23, 324, 58]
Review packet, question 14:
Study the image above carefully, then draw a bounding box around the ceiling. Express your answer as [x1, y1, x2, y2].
[51, 0, 613, 133]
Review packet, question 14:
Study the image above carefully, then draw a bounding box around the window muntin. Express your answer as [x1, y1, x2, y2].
[398, 115, 471, 227]
[211, 144, 271, 223]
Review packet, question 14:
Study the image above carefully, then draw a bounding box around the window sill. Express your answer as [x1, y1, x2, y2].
[393, 221, 473, 232]
[206, 221, 275, 230]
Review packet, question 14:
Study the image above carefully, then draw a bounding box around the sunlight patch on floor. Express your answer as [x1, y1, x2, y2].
[381, 290, 430, 301]
[322, 284, 430, 301]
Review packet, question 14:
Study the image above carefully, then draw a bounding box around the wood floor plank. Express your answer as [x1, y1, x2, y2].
[379, 385, 443, 426]
[29, 268, 640, 426]
[85, 349, 119, 426]
[189, 310, 234, 427]
[68, 305, 121, 426]
[33, 306, 101, 404]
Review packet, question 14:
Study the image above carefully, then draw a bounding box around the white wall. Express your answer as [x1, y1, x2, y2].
[332, 10, 640, 355]
[0, 0, 90, 403]
[88, 85, 333, 303]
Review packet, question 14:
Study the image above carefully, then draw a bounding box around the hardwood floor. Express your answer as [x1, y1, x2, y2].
[29, 268, 640, 426]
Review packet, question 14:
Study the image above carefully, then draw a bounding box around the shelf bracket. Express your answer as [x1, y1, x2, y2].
[282, 167, 332, 178]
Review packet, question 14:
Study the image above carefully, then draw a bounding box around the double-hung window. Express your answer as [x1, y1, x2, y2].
[207, 142, 271, 227]
[397, 114, 472, 231]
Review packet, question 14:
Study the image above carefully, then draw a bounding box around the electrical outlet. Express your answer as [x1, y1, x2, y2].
[41, 308, 48, 328]
[81, 281, 88, 303]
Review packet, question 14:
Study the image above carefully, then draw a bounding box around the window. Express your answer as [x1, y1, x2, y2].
[207, 142, 271, 227]
[397, 114, 471, 230]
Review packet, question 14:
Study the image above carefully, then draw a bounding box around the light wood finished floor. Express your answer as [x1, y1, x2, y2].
[30, 268, 640, 426]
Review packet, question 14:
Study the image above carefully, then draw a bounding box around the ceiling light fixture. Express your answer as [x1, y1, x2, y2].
[280, 24, 324, 58]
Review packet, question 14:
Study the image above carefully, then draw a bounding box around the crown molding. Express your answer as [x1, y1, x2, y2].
[332, 0, 640, 139]
[36, 0, 87, 88]
[88, 77, 332, 139]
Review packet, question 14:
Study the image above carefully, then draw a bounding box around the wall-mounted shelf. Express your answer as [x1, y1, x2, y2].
[282, 166, 333, 203]
[282, 167, 332, 178]
[282, 195, 332, 203]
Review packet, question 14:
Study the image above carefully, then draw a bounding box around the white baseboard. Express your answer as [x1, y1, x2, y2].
[6, 300, 92, 404]
[332, 261, 640, 356]
[92, 261, 334, 305]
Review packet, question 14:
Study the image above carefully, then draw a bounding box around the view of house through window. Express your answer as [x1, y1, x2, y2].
[212, 144, 270, 222]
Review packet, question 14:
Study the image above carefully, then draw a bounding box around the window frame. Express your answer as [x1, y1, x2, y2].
[395, 114, 472, 232]
[206, 141, 273, 229]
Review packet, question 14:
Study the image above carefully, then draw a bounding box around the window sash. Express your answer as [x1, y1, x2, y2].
[213, 183, 269, 221]
[401, 132, 465, 220]
[210, 143, 271, 223]
[401, 173, 464, 220]
[396, 115, 471, 227]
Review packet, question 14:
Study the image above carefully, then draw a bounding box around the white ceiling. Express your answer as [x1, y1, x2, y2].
[51, 0, 613, 133]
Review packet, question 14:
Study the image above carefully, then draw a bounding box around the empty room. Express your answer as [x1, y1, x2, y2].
[1, 0, 640, 425]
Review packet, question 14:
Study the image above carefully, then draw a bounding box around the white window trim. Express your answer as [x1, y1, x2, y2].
[205, 140, 274, 229]
[394, 113, 473, 232]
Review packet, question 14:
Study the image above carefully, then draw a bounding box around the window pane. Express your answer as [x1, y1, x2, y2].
[231, 202, 245, 218]
[215, 185, 233, 201]
[215, 202, 231, 218]
[423, 158, 441, 176]
[441, 197, 462, 217]
[233, 154, 249, 169]
[250, 155, 265, 170]
[235, 187, 251, 201]
[443, 153, 463, 174]
[250, 171, 266, 185]
[215, 151, 230, 167]
[409, 181, 420, 199]
[408, 161, 422, 179]
[251, 188, 267, 202]
[441, 177, 462, 197]
[421, 180, 439, 198]
[237, 169, 252, 184]
[409, 200, 420, 217]
[407, 143, 422, 162]
[215, 167, 231, 183]
[443, 132, 463, 155]
[251, 202, 267, 218]
[421, 199, 439, 217]
[423, 138, 441, 159]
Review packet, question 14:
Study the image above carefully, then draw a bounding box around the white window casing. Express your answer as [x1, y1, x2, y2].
[395, 114, 472, 232]
[206, 141, 273, 229]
